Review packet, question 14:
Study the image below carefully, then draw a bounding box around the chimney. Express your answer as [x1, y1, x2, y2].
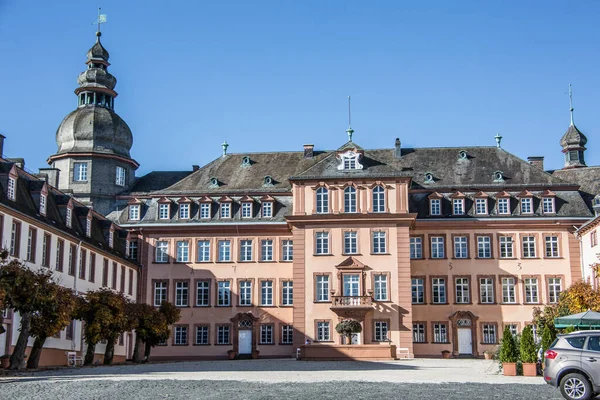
[38, 168, 60, 188]
[394, 138, 401, 159]
[0, 134, 5, 158]
[192, 165, 199, 172]
[303, 144, 314, 159]
[527, 156, 544, 170]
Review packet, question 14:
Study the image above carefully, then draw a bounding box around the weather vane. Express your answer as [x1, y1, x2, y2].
[92, 7, 107, 33]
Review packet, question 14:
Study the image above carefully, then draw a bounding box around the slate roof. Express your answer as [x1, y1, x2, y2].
[0, 159, 134, 263]
[130, 171, 194, 194]
[551, 167, 600, 196]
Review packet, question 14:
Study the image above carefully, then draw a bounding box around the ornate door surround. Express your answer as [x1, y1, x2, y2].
[231, 312, 259, 357]
[449, 311, 479, 356]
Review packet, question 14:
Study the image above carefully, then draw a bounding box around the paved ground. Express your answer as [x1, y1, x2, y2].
[0, 359, 563, 399]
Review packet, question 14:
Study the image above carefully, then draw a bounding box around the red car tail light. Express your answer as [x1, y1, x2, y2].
[545, 350, 558, 359]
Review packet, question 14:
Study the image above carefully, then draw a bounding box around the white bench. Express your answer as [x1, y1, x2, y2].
[66, 351, 83, 367]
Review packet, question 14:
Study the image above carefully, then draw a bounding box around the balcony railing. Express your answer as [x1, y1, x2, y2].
[331, 296, 373, 308]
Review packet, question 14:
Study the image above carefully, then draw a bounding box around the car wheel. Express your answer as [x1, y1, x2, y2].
[560, 373, 592, 400]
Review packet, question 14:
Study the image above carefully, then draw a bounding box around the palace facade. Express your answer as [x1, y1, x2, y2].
[12, 31, 600, 360]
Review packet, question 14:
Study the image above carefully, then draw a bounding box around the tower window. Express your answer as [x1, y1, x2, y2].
[568, 150, 579, 161]
[73, 163, 88, 182]
[116, 166, 126, 186]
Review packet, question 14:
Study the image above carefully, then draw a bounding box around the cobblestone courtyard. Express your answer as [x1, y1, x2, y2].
[0, 359, 562, 399]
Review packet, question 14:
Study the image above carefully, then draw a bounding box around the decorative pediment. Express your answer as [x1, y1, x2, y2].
[40, 182, 49, 196]
[260, 194, 275, 202]
[541, 189, 556, 197]
[239, 195, 254, 203]
[157, 197, 172, 204]
[311, 182, 330, 191]
[127, 197, 143, 205]
[230, 311, 259, 324]
[450, 191, 466, 199]
[87, 208, 94, 219]
[177, 197, 193, 204]
[517, 190, 534, 198]
[495, 191, 511, 198]
[335, 256, 367, 270]
[218, 195, 233, 203]
[428, 192, 444, 200]
[336, 149, 364, 171]
[8, 164, 18, 178]
[474, 191, 488, 198]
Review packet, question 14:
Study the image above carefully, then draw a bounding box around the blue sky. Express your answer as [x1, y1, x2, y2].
[1, 1, 599, 176]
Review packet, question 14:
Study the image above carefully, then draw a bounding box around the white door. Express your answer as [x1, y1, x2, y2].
[238, 330, 252, 354]
[458, 328, 472, 354]
[0, 324, 7, 356]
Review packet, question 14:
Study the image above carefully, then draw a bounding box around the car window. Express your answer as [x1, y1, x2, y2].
[549, 338, 559, 348]
[587, 336, 600, 352]
[566, 337, 586, 349]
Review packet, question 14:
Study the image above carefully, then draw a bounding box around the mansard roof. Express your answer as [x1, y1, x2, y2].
[0, 159, 134, 263]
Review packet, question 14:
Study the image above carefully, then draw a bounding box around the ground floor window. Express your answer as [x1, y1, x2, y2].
[413, 323, 426, 343]
[505, 324, 518, 336]
[281, 325, 293, 344]
[196, 325, 209, 345]
[174, 326, 188, 345]
[482, 324, 497, 344]
[316, 321, 331, 342]
[433, 323, 447, 343]
[374, 321, 389, 342]
[217, 325, 230, 345]
[260, 325, 274, 344]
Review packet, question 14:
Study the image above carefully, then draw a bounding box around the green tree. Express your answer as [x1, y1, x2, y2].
[141, 302, 180, 362]
[499, 326, 518, 364]
[27, 285, 77, 369]
[335, 319, 362, 344]
[0, 256, 54, 370]
[100, 293, 133, 365]
[520, 326, 537, 364]
[129, 303, 155, 363]
[540, 324, 557, 360]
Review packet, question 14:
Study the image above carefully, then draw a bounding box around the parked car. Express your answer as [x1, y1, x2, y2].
[544, 330, 600, 400]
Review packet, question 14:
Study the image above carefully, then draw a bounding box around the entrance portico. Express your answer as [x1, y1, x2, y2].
[449, 311, 479, 357]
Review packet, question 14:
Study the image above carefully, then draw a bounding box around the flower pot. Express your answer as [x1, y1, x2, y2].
[251, 350, 260, 359]
[441, 350, 452, 359]
[0, 356, 9, 369]
[227, 351, 236, 360]
[522, 362, 537, 377]
[484, 352, 493, 360]
[503, 362, 517, 376]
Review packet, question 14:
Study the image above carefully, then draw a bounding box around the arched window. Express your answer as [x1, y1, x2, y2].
[372, 185, 385, 213]
[316, 187, 329, 214]
[344, 186, 357, 213]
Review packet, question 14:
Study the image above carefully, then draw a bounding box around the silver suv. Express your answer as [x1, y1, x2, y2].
[544, 331, 600, 400]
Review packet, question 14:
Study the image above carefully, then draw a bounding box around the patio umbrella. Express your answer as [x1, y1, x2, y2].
[554, 310, 600, 329]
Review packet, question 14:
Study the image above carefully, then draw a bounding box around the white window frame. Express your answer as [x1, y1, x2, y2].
[241, 202, 252, 218]
[73, 162, 88, 182]
[281, 325, 293, 344]
[316, 232, 329, 255]
[499, 236, 513, 258]
[176, 241, 189, 262]
[542, 197, 555, 214]
[431, 236, 445, 258]
[282, 240, 293, 261]
[39, 194, 47, 215]
[520, 197, 533, 214]
[179, 203, 190, 219]
[545, 236, 559, 258]
[432, 278, 446, 304]
[522, 236, 536, 258]
[372, 186, 385, 213]
[220, 203, 231, 218]
[430, 198, 441, 216]
[156, 241, 169, 263]
[261, 280, 273, 306]
[411, 278, 424, 304]
[262, 202, 273, 218]
[129, 205, 140, 221]
[153, 281, 167, 306]
[455, 277, 470, 304]
[174, 326, 187, 345]
[372, 231, 386, 254]
[452, 198, 464, 215]
[344, 186, 357, 213]
[200, 203, 211, 219]
[454, 236, 468, 258]
[196, 281, 210, 307]
[158, 203, 170, 220]
[317, 321, 331, 342]
[282, 281, 293, 306]
[217, 281, 231, 306]
[374, 321, 389, 342]
[410, 237, 422, 259]
[497, 197, 510, 215]
[524, 278, 539, 304]
[175, 281, 189, 307]
[240, 240, 253, 262]
[66, 207, 72, 228]
[433, 323, 448, 343]
[217, 325, 230, 344]
[480, 278, 494, 304]
[316, 187, 329, 214]
[218, 240, 231, 262]
[344, 231, 358, 254]
[261, 239, 273, 261]
[115, 166, 126, 187]
[501, 277, 516, 304]
[239, 280, 252, 306]
[197, 240, 210, 262]
[482, 324, 497, 344]
[260, 325, 274, 344]
[475, 198, 487, 215]
[413, 323, 425, 343]
[477, 236, 491, 258]
[195, 326, 209, 345]
[374, 274, 388, 301]
[7, 177, 15, 201]
[548, 277, 562, 304]
[316, 275, 330, 302]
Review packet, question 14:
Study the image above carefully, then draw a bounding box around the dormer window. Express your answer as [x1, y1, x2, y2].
[209, 177, 219, 188]
[520, 197, 533, 214]
[86, 218, 92, 238]
[129, 205, 140, 221]
[452, 199, 464, 215]
[458, 150, 468, 160]
[263, 176, 274, 186]
[66, 207, 72, 228]
[475, 198, 488, 215]
[424, 173, 434, 184]
[200, 203, 211, 219]
[179, 203, 190, 219]
[493, 171, 504, 183]
[542, 197, 555, 214]
[158, 203, 170, 220]
[430, 198, 441, 216]
[568, 150, 580, 161]
[39, 194, 47, 215]
[7, 177, 15, 201]
[262, 202, 273, 218]
[337, 151, 363, 171]
[241, 156, 251, 167]
[108, 230, 114, 249]
[220, 203, 231, 218]
[241, 202, 253, 218]
[497, 197, 510, 215]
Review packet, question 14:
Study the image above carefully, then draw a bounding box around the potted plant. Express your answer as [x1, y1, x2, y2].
[499, 326, 518, 376]
[483, 350, 494, 360]
[441, 350, 452, 359]
[520, 326, 537, 376]
[251, 350, 260, 359]
[0, 354, 9, 369]
[335, 319, 362, 345]
[227, 350, 236, 360]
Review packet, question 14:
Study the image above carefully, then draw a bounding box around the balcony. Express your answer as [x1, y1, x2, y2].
[330, 296, 374, 319]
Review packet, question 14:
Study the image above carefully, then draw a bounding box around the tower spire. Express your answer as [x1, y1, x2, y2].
[346, 96, 354, 142]
[569, 83, 574, 126]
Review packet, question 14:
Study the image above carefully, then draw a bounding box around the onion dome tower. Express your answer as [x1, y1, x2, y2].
[560, 85, 587, 169]
[47, 31, 138, 215]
